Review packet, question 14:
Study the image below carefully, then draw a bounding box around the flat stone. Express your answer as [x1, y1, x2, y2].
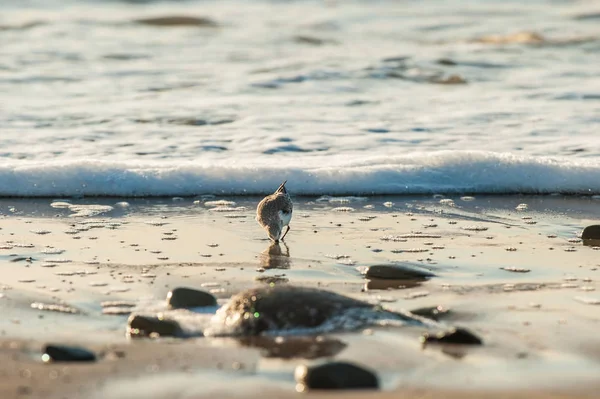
[364, 263, 435, 280]
[410, 305, 451, 321]
[166, 287, 217, 309]
[42, 344, 96, 363]
[421, 327, 483, 346]
[127, 315, 184, 338]
[295, 361, 379, 391]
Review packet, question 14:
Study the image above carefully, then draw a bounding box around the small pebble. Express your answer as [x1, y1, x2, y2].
[166, 287, 217, 309]
[421, 327, 483, 346]
[127, 315, 184, 338]
[294, 361, 379, 391]
[42, 344, 96, 363]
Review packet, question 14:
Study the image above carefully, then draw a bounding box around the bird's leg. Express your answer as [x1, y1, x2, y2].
[281, 225, 291, 241]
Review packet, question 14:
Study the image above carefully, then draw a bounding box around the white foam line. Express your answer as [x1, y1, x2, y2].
[0, 151, 599, 197]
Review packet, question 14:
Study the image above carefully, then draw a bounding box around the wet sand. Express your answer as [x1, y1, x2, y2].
[1, 195, 600, 399]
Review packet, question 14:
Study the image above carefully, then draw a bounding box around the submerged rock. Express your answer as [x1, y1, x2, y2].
[127, 315, 184, 338]
[42, 344, 96, 363]
[207, 285, 411, 336]
[166, 287, 217, 309]
[295, 361, 379, 391]
[363, 263, 435, 280]
[421, 327, 483, 346]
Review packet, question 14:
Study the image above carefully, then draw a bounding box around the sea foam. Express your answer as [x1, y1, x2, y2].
[0, 151, 599, 197]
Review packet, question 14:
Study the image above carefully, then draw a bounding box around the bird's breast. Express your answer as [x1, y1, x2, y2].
[279, 210, 292, 226]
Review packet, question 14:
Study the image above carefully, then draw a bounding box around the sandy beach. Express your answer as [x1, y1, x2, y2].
[1, 194, 599, 399]
[3, 0, 600, 397]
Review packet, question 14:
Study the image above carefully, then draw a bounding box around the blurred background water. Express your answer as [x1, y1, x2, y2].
[0, 0, 599, 196]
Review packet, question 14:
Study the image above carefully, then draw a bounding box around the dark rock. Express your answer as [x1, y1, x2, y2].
[363, 263, 435, 280]
[211, 286, 375, 335]
[134, 16, 218, 28]
[127, 315, 184, 338]
[582, 225, 600, 241]
[238, 336, 347, 360]
[42, 344, 96, 363]
[421, 327, 483, 346]
[295, 361, 379, 391]
[167, 287, 217, 309]
[410, 305, 451, 321]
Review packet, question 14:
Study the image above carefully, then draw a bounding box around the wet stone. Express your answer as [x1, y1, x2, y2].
[410, 305, 451, 321]
[582, 225, 600, 239]
[127, 315, 184, 338]
[295, 361, 379, 391]
[42, 344, 96, 363]
[211, 285, 376, 335]
[364, 263, 435, 280]
[421, 327, 483, 346]
[166, 287, 217, 309]
[582, 225, 600, 246]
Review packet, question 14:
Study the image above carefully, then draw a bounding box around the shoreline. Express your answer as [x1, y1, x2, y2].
[1, 194, 599, 398]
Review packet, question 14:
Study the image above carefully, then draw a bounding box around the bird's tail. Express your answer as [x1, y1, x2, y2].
[275, 180, 288, 194]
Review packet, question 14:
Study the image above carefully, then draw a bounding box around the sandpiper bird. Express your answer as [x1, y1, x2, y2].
[256, 181, 293, 242]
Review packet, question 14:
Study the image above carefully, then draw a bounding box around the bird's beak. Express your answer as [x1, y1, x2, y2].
[276, 180, 287, 194]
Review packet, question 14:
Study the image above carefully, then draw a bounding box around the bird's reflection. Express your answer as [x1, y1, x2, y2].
[259, 242, 291, 269]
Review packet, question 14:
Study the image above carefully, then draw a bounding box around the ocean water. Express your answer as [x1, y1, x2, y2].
[1, 0, 600, 197]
